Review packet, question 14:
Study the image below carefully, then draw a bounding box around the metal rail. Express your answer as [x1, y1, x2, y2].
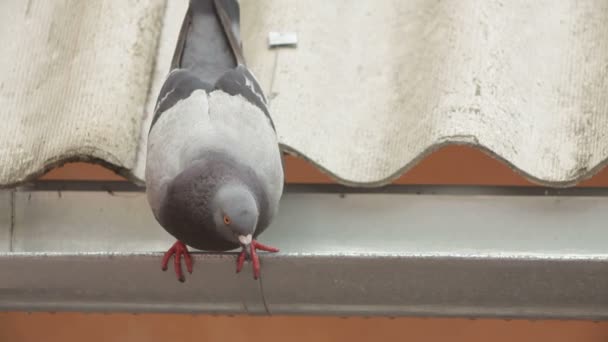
[1, 186, 607, 318]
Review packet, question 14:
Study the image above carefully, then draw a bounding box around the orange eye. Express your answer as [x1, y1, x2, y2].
[223, 215, 231, 225]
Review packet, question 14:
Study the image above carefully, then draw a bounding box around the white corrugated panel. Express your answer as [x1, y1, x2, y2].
[241, 0, 608, 187]
[0, 0, 166, 187]
[1, 0, 608, 188]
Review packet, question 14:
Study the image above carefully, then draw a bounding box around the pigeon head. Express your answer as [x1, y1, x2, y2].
[211, 183, 259, 247]
[157, 156, 266, 251]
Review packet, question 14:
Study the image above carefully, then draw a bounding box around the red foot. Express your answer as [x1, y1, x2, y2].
[236, 240, 279, 279]
[161, 241, 193, 282]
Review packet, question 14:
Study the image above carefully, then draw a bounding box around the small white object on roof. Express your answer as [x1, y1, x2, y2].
[267, 31, 298, 47]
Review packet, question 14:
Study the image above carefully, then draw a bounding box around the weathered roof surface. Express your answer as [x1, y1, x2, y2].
[1, 0, 608, 188]
[241, 0, 608, 187]
[0, 0, 166, 187]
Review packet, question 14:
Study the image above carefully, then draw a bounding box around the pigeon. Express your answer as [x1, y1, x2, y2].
[145, 0, 284, 282]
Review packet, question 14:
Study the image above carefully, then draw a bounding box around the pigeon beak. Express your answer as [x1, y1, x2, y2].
[238, 234, 252, 246]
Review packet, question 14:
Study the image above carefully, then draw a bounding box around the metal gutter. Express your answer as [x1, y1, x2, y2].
[1, 186, 607, 318]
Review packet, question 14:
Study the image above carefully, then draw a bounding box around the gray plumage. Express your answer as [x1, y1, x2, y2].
[145, 0, 284, 258]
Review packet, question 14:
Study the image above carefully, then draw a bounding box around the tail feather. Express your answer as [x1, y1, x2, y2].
[170, 0, 243, 85]
[213, 0, 245, 66]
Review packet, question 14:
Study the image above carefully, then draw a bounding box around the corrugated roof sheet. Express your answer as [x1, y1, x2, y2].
[1, 0, 607, 188]
[0, 0, 166, 187]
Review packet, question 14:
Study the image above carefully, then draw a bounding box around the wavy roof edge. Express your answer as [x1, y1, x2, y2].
[5, 140, 608, 189]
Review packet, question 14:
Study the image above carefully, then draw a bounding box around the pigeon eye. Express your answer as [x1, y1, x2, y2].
[223, 215, 232, 225]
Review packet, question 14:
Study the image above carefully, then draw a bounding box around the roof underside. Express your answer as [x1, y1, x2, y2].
[1, 0, 608, 188]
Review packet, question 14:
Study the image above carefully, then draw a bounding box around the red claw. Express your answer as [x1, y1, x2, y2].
[251, 243, 261, 279]
[235, 240, 279, 279]
[236, 249, 246, 273]
[162, 241, 192, 282]
[252, 241, 280, 253]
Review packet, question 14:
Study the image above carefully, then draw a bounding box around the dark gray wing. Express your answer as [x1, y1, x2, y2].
[214, 65, 275, 130]
[211, 0, 279, 138]
[150, 69, 213, 131]
[211, 0, 274, 128]
[156, 0, 276, 131]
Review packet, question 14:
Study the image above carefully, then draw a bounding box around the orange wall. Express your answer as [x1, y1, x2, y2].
[1, 313, 608, 342]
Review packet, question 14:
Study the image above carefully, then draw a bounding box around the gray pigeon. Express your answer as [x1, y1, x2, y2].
[145, 0, 284, 282]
